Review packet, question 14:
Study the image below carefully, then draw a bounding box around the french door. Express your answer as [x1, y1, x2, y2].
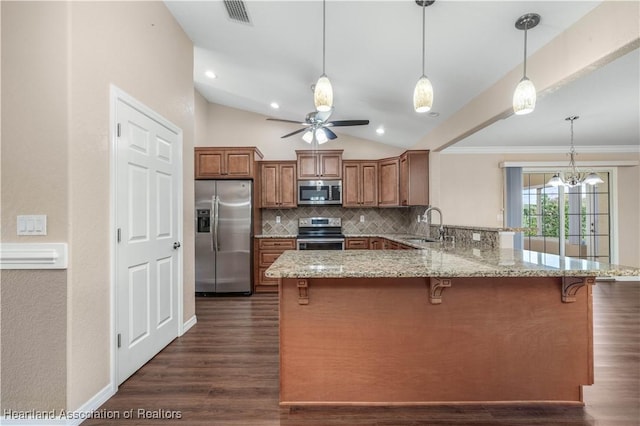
[522, 171, 611, 262]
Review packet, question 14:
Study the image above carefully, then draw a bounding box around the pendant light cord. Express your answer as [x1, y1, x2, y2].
[421, 1, 426, 76]
[522, 20, 529, 77]
[322, 0, 326, 75]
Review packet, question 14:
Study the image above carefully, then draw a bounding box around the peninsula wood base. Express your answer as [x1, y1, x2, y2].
[279, 276, 593, 406]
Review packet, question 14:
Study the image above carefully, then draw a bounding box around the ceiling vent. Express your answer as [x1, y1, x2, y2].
[224, 0, 251, 24]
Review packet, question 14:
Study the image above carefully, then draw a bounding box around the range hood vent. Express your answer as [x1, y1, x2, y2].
[224, 0, 251, 24]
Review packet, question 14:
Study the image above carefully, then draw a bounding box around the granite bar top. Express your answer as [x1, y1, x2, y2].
[265, 243, 640, 279]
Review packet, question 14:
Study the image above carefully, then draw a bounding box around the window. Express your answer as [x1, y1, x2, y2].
[521, 171, 610, 262]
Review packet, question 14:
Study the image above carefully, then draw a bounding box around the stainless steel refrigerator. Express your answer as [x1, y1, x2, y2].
[195, 180, 252, 295]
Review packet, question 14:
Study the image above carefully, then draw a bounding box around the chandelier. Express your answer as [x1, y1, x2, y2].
[548, 116, 604, 188]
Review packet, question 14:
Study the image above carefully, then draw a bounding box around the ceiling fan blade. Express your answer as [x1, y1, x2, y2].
[281, 127, 309, 138]
[323, 128, 338, 140]
[267, 118, 306, 125]
[326, 120, 370, 127]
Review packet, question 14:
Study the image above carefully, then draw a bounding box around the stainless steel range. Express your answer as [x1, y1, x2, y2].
[296, 217, 345, 250]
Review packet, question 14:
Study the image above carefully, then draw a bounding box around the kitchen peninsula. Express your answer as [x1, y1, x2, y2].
[266, 242, 639, 407]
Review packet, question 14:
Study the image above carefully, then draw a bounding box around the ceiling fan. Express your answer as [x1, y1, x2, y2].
[267, 108, 369, 144]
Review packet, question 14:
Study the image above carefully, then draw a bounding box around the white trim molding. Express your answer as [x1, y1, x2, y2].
[0, 243, 68, 269]
[443, 145, 640, 155]
[182, 315, 198, 335]
[500, 160, 639, 168]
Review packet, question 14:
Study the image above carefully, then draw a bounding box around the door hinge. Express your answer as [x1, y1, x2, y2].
[116, 123, 121, 137]
[117, 333, 121, 348]
[117, 228, 121, 243]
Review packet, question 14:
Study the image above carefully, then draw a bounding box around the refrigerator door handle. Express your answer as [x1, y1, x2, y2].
[213, 195, 220, 252]
[210, 196, 216, 252]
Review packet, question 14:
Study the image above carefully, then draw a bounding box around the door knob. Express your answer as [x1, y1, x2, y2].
[173, 242, 181, 249]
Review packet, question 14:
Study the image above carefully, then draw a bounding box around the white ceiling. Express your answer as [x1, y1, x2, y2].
[165, 0, 639, 151]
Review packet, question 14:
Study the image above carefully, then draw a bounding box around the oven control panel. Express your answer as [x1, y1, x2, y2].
[298, 217, 341, 227]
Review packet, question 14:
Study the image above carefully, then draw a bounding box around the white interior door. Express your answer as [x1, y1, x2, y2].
[115, 97, 181, 384]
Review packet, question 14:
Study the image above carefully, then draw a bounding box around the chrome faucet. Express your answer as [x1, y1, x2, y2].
[422, 206, 445, 241]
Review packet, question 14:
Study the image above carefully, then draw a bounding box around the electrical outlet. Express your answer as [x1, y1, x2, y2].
[472, 233, 481, 241]
[276, 216, 281, 224]
[360, 215, 365, 223]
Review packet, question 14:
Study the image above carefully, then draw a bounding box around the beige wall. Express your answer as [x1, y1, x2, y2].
[1, 0, 70, 411]
[1, 0, 195, 413]
[1, 270, 67, 411]
[201, 102, 404, 160]
[433, 151, 640, 268]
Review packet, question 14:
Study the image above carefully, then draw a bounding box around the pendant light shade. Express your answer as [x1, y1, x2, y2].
[414, 75, 433, 113]
[314, 75, 333, 112]
[513, 13, 540, 116]
[513, 76, 536, 115]
[414, 1, 435, 113]
[314, 0, 333, 112]
[302, 130, 314, 144]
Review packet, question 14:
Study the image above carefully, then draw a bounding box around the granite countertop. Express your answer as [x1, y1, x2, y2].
[265, 242, 640, 279]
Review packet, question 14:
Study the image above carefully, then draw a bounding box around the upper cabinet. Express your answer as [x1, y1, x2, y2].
[343, 161, 378, 208]
[378, 157, 400, 207]
[379, 151, 429, 207]
[296, 149, 343, 180]
[260, 161, 297, 209]
[195, 147, 263, 179]
[399, 150, 429, 206]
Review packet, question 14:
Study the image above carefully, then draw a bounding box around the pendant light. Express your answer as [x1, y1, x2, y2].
[413, 0, 435, 113]
[313, 0, 333, 112]
[513, 13, 540, 115]
[548, 116, 604, 188]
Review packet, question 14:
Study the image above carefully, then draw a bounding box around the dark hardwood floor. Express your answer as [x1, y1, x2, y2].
[85, 281, 639, 425]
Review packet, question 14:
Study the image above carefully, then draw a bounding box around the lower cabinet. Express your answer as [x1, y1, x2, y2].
[254, 238, 296, 293]
[345, 237, 370, 250]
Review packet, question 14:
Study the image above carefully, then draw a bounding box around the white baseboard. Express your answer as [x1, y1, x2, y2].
[0, 382, 114, 426]
[182, 314, 197, 335]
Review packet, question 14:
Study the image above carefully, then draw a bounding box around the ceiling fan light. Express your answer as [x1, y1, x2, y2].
[513, 77, 536, 115]
[315, 128, 329, 144]
[584, 172, 604, 185]
[547, 173, 563, 187]
[314, 75, 333, 112]
[302, 130, 314, 144]
[413, 75, 433, 113]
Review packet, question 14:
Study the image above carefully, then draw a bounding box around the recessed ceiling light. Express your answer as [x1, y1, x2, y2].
[270, 102, 280, 109]
[205, 70, 217, 79]
[376, 127, 385, 135]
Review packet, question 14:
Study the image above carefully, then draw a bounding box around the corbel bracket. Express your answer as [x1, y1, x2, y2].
[297, 279, 309, 305]
[562, 276, 595, 303]
[429, 277, 452, 304]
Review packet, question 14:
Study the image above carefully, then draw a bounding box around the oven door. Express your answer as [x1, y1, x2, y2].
[297, 238, 345, 250]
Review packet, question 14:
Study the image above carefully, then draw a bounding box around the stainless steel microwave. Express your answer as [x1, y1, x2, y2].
[297, 180, 342, 205]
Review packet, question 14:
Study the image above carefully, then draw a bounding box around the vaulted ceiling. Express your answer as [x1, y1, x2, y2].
[165, 1, 639, 152]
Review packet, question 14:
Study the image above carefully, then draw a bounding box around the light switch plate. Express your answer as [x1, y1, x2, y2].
[17, 215, 47, 236]
[472, 233, 481, 241]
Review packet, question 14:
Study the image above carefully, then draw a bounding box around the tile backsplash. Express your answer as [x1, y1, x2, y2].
[260, 205, 502, 249]
[261, 207, 409, 235]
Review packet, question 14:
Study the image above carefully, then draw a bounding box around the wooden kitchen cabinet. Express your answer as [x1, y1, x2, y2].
[378, 157, 400, 207]
[343, 161, 378, 207]
[399, 150, 429, 206]
[195, 147, 263, 179]
[260, 161, 297, 209]
[378, 151, 429, 207]
[345, 237, 369, 250]
[296, 150, 343, 179]
[369, 237, 382, 250]
[254, 238, 296, 293]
